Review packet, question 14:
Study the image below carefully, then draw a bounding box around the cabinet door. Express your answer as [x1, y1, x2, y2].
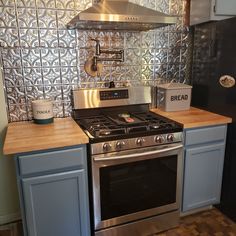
[22, 170, 90, 236]
[215, 0, 236, 15]
[182, 143, 225, 212]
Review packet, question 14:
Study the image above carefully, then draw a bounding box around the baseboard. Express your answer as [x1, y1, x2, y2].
[0, 212, 21, 225]
[0, 220, 23, 236]
[180, 205, 213, 217]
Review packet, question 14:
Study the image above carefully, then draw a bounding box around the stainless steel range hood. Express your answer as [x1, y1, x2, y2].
[67, 0, 177, 31]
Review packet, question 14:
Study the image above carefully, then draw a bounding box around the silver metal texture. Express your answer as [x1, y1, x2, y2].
[94, 210, 179, 236]
[67, 0, 177, 31]
[91, 142, 183, 231]
[0, 0, 191, 122]
[72, 86, 151, 109]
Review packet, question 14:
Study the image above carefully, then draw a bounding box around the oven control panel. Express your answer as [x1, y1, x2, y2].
[100, 89, 129, 100]
[91, 132, 183, 155]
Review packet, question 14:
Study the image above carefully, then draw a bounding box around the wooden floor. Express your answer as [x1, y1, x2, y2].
[156, 208, 236, 236]
[0, 209, 235, 236]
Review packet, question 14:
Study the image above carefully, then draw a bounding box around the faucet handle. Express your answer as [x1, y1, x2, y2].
[89, 38, 100, 55]
[90, 37, 100, 43]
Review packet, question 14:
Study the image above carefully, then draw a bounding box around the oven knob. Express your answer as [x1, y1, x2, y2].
[167, 134, 174, 142]
[116, 141, 125, 149]
[103, 143, 112, 152]
[136, 138, 145, 146]
[155, 135, 165, 144]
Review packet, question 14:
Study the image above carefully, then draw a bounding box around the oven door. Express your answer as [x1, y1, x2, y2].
[92, 143, 183, 230]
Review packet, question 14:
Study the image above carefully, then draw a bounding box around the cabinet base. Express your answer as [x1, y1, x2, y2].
[180, 205, 213, 217]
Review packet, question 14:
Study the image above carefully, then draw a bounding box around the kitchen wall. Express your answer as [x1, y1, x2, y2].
[0, 0, 191, 122]
[0, 69, 20, 224]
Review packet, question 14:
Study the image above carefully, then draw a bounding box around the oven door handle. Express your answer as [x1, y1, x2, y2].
[93, 144, 183, 162]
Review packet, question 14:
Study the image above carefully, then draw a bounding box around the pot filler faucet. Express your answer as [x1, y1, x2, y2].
[84, 38, 124, 77]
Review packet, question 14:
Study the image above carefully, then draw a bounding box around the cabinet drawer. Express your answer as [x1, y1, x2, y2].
[18, 146, 86, 176]
[185, 125, 226, 146]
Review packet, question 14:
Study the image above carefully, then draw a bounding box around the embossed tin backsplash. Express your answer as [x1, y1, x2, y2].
[0, 0, 190, 122]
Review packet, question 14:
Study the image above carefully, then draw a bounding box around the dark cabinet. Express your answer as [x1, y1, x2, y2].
[190, 0, 235, 25]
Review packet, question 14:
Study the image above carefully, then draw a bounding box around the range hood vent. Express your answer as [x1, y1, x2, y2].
[67, 0, 177, 31]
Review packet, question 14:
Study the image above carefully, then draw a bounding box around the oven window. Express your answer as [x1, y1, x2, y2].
[100, 155, 177, 220]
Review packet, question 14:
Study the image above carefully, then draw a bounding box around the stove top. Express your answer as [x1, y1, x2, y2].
[72, 87, 183, 154]
[74, 110, 182, 142]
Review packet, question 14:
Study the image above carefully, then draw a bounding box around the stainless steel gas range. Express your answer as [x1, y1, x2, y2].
[72, 86, 183, 236]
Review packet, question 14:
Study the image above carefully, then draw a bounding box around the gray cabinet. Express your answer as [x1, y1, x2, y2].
[190, 0, 235, 25]
[215, 0, 236, 15]
[16, 146, 90, 236]
[182, 125, 227, 212]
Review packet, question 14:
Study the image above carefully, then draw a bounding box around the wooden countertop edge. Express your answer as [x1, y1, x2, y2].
[3, 117, 89, 155]
[181, 118, 232, 128]
[3, 140, 88, 156]
[151, 107, 232, 129]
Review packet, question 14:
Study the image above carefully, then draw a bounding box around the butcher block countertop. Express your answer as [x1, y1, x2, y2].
[151, 107, 232, 129]
[3, 117, 89, 155]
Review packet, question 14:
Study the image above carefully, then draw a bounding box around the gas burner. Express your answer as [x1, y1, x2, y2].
[160, 123, 175, 128]
[150, 124, 160, 129]
[99, 130, 111, 136]
[90, 124, 101, 130]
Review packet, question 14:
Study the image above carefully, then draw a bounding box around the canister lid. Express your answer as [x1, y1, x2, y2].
[32, 99, 53, 106]
[157, 82, 192, 90]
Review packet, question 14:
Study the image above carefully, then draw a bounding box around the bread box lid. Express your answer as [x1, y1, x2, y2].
[157, 82, 192, 90]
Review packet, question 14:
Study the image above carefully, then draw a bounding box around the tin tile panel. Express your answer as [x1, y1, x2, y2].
[0, 0, 15, 7]
[0, 28, 19, 47]
[39, 29, 59, 47]
[58, 29, 76, 48]
[56, 10, 76, 29]
[16, 0, 36, 8]
[37, 9, 57, 29]
[21, 48, 41, 67]
[0, 0, 191, 121]
[0, 6, 17, 28]
[37, 0, 56, 9]
[61, 66, 78, 85]
[42, 67, 61, 85]
[23, 67, 43, 86]
[1, 48, 22, 68]
[4, 68, 24, 87]
[19, 28, 40, 47]
[17, 8, 38, 28]
[25, 85, 44, 101]
[41, 48, 60, 67]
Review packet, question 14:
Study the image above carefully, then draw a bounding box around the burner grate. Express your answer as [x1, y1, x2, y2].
[75, 111, 180, 139]
[78, 116, 127, 138]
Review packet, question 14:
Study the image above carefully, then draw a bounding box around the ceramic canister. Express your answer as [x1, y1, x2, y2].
[32, 99, 54, 124]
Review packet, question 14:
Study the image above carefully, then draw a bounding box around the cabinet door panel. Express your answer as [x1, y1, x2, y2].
[215, 0, 236, 15]
[182, 143, 225, 212]
[22, 170, 90, 236]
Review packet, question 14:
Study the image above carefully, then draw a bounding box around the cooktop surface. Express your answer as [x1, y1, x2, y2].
[74, 110, 182, 142]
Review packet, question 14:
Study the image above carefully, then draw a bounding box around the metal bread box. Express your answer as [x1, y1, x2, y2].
[157, 83, 192, 111]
